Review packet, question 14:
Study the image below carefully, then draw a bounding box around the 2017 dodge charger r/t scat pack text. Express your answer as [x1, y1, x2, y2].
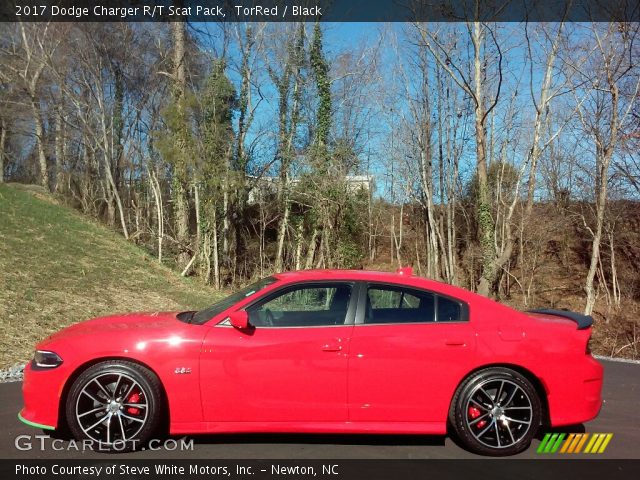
[19, 268, 603, 455]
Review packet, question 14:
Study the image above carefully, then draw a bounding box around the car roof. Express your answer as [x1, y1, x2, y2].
[274, 269, 410, 282]
[273, 268, 472, 298]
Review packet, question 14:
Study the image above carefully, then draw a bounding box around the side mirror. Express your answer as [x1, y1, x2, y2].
[229, 310, 249, 329]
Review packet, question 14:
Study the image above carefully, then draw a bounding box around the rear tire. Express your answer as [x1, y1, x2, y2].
[66, 360, 162, 452]
[449, 367, 541, 456]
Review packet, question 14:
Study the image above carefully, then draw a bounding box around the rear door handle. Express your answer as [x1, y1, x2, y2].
[445, 339, 466, 346]
[322, 338, 343, 352]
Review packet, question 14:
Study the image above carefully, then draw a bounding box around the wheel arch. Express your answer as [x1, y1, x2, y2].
[57, 356, 170, 434]
[450, 363, 550, 428]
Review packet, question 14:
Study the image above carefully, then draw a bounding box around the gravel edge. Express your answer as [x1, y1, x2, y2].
[0, 362, 26, 383]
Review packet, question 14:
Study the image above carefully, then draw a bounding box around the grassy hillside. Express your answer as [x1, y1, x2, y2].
[0, 183, 222, 368]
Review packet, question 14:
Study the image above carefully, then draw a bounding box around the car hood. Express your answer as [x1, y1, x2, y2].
[39, 311, 183, 345]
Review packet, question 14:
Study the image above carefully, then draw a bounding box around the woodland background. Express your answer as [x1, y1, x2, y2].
[1, 21, 639, 359]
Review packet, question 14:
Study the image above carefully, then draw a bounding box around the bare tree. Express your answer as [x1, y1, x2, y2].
[569, 23, 640, 315]
[269, 23, 305, 272]
[418, 19, 503, 296]
[0, 23, 60, 189]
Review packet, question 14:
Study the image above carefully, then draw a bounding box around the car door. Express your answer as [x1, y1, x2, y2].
[200, 282, 356, 423]
[347, 282, 476, 423]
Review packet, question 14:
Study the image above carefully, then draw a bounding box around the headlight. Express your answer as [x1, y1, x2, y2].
[33, 350, 63, 369]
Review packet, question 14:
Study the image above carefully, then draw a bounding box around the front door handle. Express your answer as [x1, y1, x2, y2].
[445, 339, 466, 346]
[322, 338, 343, 352]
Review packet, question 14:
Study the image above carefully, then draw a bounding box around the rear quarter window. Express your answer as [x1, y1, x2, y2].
[364, 283, 469, 324]
[437, 296, 463, 322]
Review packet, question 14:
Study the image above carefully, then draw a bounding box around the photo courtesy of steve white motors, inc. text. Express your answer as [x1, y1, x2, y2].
[15, 463, 338, 477]
[14, 3, 323, 19]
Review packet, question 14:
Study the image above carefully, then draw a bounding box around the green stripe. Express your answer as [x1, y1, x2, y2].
[544, 434, 559, 453]
[18, 411, 55, 431]
[538, 433, 553, 453]
[550, 433, 566, 453]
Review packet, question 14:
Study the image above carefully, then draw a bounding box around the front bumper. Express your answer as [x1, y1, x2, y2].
[20, 360, 68, 430]
[18, 409, 55, 430]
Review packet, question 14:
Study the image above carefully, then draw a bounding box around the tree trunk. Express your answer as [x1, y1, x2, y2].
[294, 221, 304, 270]
[174, 179, 189, 260]
[471, 22, 498, 298]
[222, 180, 230, 263]
[147, 166, 163, 263]
[212, 206, 220, 289]
[54, 110, 64, 193]
[30, 96, 48, 190]
[172, 20, 191, 268]
[475, 110, 495, 296]
[0, 117, 6, 183]
[275, 198, 290, 272]
[609, 231, 620, 307]
[584, 154, 609, 316]
[274, 24, 304, 273]
[305, 228, 319, 269]
[584, 81, 619, 315]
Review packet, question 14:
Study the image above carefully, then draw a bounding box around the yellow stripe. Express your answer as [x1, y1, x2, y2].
[575, 433, 589, 453]
[589, 433, 606, 453]
[597, 434, 613, 453]
[560, 434, 575, 453]
[584, 434, 599, 453]
[590, 434, 606, 453]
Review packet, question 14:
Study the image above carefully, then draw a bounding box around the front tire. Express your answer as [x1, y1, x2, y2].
[66, 360, 161, 452]
[449, 367, 542, 456]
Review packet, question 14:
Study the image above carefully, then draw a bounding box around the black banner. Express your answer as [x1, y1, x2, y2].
[1, 0, 639, 23]
[3, 460, 640, 480]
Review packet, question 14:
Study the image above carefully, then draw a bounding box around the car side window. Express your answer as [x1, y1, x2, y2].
[248, 284, 352, 327]
[437, 295, 462, 322]
[366, 286, 435, 324]
[365, 285, 466, 324]
[369, 289, 421, 309]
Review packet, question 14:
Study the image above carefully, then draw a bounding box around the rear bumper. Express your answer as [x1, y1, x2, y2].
[20, 361, 67, 430]
[547, 355, 603, 427]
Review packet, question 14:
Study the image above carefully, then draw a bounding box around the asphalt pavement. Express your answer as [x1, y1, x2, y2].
[1, 359, 638, 459]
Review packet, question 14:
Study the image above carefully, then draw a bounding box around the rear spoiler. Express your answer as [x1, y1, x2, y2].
[527, 309, 593, 330]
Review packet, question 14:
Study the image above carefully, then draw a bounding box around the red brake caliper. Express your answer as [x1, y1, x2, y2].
[127, 392, 142, 415]
[468, 406, 486, 429]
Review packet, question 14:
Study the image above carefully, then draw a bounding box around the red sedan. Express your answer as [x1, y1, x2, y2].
[19, 268, 603, 455]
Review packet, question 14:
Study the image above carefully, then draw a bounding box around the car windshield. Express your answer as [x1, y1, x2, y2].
[190, 276, 278, 324]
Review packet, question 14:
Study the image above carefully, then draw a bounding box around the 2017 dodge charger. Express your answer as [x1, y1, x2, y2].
[20, 268, 603, 455]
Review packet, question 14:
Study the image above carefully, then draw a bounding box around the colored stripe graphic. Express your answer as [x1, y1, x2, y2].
[597, 434, 613, 453]
[538, 433, 613, 454]
[567, 433, 584, 453]
[544, 433, 559, 453]
[560, 434, 575, 453]
[574, 433, 589, 453]
[537, 433, 566, 453]
[584, 434, 599, 453]
[551, 433, 566, 453]
[537, 433, 552, 453]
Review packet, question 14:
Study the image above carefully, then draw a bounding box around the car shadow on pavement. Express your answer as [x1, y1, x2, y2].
[534, 424, 586, 440]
